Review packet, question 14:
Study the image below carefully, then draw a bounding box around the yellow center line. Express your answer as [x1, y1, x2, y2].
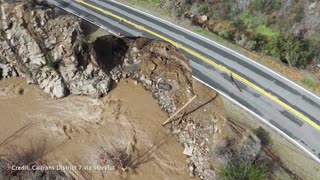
[76, 0, 320, 131]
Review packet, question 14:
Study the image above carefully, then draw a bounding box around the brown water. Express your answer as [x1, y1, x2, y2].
[0, 78, 192, 179]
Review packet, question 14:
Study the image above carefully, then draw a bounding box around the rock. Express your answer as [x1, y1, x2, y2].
[173, 128, 181, 134]
[0, 1, 118, 99]
[183, 143, 194, 156]
[140, 75, 145, 82]
[200, 15, 208, 22]
[52, 82, 67, 98]
[84, 63, 94, 78]
[11, 67, 18, 77]
[1, 65, 11, 78]
[39, 73, 68, 98]
[145, 79, 152, 86]
[158, 82, 171, 91]
[192, 16, 207, 26]
[97, 78, 112, 94]
[82, 83, 100, 98]
[110, 66, 122, 82]
[189, 164, 195, 177]
[131, 47, 138, 53]
[308, 2, 317, 12]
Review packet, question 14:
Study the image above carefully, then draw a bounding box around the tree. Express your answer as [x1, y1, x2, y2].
[263, 33, 312, 68]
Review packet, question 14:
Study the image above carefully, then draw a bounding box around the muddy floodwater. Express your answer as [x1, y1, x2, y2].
[0, 78, 192, 179]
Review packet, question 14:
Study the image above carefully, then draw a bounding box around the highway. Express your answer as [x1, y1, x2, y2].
[50, 0, 320, 162]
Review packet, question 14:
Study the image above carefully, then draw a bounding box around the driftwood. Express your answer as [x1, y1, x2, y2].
[227, 117, 247, 137]
[162, 95, 197, 126]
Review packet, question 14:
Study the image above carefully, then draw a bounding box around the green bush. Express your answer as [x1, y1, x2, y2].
[252, 0, 267, 12]
[198, 5, 209, 15]
[301, 76, 317, 89]
[263, 33, 312, 68]
[44, 53, 58, 70]
[293, 1, 304, 22]
[255, 25, 278, 40]
[240, 12, 267, 29]
[231, 17, 246, 32]
[218, 30, 230, 39]
[220, 163, 267, 180]
[274, 0, 281, 10]
[252, 0, 281, 12]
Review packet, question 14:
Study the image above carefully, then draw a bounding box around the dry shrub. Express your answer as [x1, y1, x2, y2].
[99, 143, 136, 172]
[99, 139, 159, 174]
[0, 140, 47, 176]
[0, 140, 69, 179]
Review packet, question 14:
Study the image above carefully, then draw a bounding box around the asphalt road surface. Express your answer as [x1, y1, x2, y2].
[50, 0, 320, 162]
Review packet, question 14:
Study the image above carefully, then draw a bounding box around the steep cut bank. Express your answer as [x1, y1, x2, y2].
[0, 0, 194, 113]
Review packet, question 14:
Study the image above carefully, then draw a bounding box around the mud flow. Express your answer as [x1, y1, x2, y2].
[0, 78, 192, 179]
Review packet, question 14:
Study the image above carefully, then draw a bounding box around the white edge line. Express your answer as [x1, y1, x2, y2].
[50, 1, 118, 35]
[53, 1, 320, 164]
[110, 0, 320, 101]
[192, 76, 320, 164]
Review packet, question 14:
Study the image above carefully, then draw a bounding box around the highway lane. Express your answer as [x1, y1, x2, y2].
[50, 0, 320, 162]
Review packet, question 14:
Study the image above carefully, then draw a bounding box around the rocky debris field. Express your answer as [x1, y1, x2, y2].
[0, 1, 194, 113]
[0, 1, 110, 98]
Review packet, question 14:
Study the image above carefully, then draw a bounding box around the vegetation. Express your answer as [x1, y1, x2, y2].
[138, 0, 159, 6]
[129, 0, 319, 70]
[301, 75, 317, 89]
[44, 53, 58, 69]
[234, 11, 313, 68]
[252, 0, 267, 12]
[0, 141, 89, 179]
[1, 141, 49, 178]
[218, 29, 230, 39]
[251, 0, 281, 12]
[254, 127, 270, 147]
[99, 142, 144, 173]
[273, 0, 282, 10]
[220, 162, 267, 180]
[264, 33, 312, 68]
[255, 25, 278, 39]
[293, 1, 304, 22]
[0, 141, 47, 175]
[198, 5, 208, 15]
[100, 145, 135, 172]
